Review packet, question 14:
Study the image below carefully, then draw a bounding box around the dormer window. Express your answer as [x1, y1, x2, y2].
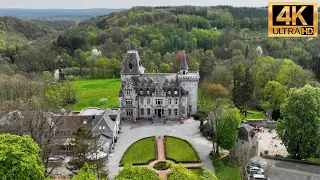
[168, 89, 172, 95]
[140, 89, 144, 94]
[129, 62, 133, 69]
[147, 89, 150, 95]
[174, 89, 178, 95]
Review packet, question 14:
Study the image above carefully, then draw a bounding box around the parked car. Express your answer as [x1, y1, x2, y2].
[252, 174, 270, 180]
[249, 167, 264, 176]
[247, 162, 261, 170]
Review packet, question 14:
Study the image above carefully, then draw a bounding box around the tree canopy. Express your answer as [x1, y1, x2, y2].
[114, 164, 160, 180]
[0, 134, 45, 180]
[276, 85, 320, 158]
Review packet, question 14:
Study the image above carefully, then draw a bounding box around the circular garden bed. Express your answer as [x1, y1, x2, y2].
[153, 161, 169, 170]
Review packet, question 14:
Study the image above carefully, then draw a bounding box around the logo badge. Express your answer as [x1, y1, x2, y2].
[268, 2, 318, 37]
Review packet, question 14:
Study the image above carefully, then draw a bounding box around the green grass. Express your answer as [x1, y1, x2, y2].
[306, 157, 320, 163]
[120, 137, 156, 165]
[211, 153, 241, 180]
[165, 136, 200, 162]
[72, 78, 121, 111]
[241, 110, 265, 120]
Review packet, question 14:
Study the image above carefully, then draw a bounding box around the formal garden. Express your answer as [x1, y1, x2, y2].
[164, 136, 200, 163]
[120, 136, 156, 166]
[117, 136, 215, 179]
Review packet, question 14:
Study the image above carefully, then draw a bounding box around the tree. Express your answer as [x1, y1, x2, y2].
[167, 163, 218, 180]
[159, 63, 171, 73]
[72, 163, 97, 180]
[276, 85, 320, 158]
[215, 108, 242, 155]
[114, 164, 159, 180]
[0, 134, 45, 180]
[261, 81, 287, 119]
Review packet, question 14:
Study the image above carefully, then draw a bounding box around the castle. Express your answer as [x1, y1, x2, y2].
[118, 50, 200, 121]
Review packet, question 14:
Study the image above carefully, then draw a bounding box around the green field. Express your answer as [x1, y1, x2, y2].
[211, 153, 241, 180]
[120, 137, 156, 166]
[241, 110, 265, 120]
[165, 136, 200, 162]
[72, 78, 121, 111]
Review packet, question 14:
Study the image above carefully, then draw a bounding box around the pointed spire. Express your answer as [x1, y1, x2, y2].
[180, 51, 189, 71]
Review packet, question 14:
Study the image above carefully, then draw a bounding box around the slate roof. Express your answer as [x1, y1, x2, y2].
[180, 55, 189, 71]
[55, 115, 93, 132]
[238, 124, 254, 141]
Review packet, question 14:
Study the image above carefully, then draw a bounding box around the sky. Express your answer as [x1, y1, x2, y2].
[0, 0, 319, 9]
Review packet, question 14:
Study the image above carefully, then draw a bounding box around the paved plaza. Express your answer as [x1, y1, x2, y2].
[107, 118, 215, 178]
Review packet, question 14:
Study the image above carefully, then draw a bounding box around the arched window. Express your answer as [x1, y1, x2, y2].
[168, 88, 172, 95]
[140, 89, 144, 94]
[183, 71, 186, 75]
[147, 89, 150, 95]
[129, 62, 133, 69]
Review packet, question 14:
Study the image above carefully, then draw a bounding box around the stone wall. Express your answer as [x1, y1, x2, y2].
[245, 120, 277, 129]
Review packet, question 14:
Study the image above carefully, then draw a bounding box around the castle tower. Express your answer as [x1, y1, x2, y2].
[119, 50, 145, 120]
[120, 50, 145, 81]
[178, 54, 200, 116]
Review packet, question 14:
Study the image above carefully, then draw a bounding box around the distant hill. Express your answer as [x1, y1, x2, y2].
[0, 8, 124, 21]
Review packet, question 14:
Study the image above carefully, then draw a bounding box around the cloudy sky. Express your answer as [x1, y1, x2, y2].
[1, 0, 319, 9]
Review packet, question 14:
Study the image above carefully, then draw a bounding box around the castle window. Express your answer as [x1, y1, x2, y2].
[175, 99, 178, 104]
[168, 98, 172, 105]
[140, 98, 143, 104]
[126, 100, 133, 106]
[168, 109, 172, 116]
[174, 109, 178, 115]
[141, 109, 144, 115]
[168, 89, 172, 95]
[174, 89, 178, 95]
[147, 108, 151, 115]
[147, 89, 150, 95]
[140, 89, 144, 94]
[182, 106, 186, 114]
[183, 71, 185, 75]
[129, 62, 133, 69]
[147, 98, 151, 104]
[126, 109, 133, 116]
[155, 99, 163, 105]
[126, 90, 131, 95]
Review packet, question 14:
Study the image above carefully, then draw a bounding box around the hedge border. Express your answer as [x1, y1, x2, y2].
[119, 136, 157, 167]
[164, 135, 201, 163]
[261, 155, 320, 166]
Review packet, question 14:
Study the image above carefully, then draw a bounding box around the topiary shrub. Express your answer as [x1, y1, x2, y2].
[153, 161, 169, 170]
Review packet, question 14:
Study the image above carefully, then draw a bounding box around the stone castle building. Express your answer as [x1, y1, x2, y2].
[118, 50, 200, 121]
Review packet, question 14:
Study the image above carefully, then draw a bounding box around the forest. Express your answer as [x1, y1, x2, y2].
[0, 5, 320, 118]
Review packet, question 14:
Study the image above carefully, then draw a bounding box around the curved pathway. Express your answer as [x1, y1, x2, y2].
[108, 119, 215, 178]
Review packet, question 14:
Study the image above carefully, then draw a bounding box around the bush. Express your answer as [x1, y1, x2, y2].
[114, 164, 159, 180]
[194, 112, 204, 120]
[153, 161, 169, 170]
[264, 150, 268, 155]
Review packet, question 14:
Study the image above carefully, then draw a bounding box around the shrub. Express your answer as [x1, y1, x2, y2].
[153, 161, 169, 170]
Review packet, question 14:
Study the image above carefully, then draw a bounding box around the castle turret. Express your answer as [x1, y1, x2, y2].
[179, 55, 189, 75]
[178, 54, 200, 116]
[120, 50, 145, 81]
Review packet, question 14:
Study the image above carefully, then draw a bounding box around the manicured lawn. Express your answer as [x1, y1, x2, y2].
[211, 153, 241, 180]
[72, 78, 121, 111]
[120, 137, 156, 166]
[241, 110, 265, 120]
[165, 136, 200, 162]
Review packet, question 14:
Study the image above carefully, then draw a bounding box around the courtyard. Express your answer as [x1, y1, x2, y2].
[108, 118, 215, 178]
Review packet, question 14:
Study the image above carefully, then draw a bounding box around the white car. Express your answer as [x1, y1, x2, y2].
[249, 167, 264, 175]
[252, 174, 270, 180]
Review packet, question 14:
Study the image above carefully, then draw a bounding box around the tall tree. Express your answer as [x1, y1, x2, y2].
[215, 108, 241, 155]
[276, 85, 320, 158]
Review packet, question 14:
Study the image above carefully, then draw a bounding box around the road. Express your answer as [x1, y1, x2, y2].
[253, 157, 320, 180]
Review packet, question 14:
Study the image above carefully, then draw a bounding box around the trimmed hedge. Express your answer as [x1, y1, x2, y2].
[164, 136, 201, 163]
[119, 136, 157, 166]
